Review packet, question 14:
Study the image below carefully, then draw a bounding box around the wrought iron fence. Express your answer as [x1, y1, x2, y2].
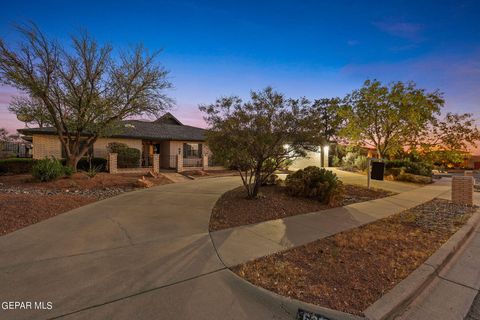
[0, 142, 32, 158]
[183, 157, 203, 167]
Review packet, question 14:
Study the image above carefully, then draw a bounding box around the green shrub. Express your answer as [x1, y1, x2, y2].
[32, 157, 64, 182]
[385, 167, 403, 177]
[354, 155, 368, 171]
[107, 142, 140, 168]
[63, 166, 74, 177]
[385, 159, 432, 177]
[331, 155, 341, 167]
[285, 166, 343, 205]
[0, 158, 36, 175]
[342, 152, 358, 167]
[396, 173, 432, 184]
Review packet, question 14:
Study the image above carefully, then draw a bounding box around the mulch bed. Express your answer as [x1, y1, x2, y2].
[0, 172, 172, 236]
[232, 199, 477, 316]
[209, 184, 393, 231]
[0, 194, 97, 236]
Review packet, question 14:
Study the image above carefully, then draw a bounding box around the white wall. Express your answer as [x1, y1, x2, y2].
[289, 150, 321, 170]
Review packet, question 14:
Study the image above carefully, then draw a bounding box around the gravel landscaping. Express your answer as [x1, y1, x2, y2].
[0, 172, 172, 236]
[232, 199, 477, 316]
[209, 184, 394, 231]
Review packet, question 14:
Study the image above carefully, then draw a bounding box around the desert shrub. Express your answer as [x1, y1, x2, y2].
[107, 142, 140, 168]
[285, 166, 343, 205]
[342, 152, 358, 167]
[354, 155, 368, 171]
[32, 157, 64, 182]
[63, 166, 74, 177]
[396, 173, 432, 184]
[262, 174, 279, 186]
[77, 157, 107, 172]
[385, 167, 403, 177]
[331, 155, 341, 167]
[85, 165, 102, 178]
[0, 158, 36, 175]
[385, 159, 432, 177]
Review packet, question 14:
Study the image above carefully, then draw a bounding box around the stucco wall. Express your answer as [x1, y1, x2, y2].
[93, 138, 142, 158]
[32, 135, 62, 159]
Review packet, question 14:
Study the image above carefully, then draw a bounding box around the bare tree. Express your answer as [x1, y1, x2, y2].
[0, 23, 172, 169]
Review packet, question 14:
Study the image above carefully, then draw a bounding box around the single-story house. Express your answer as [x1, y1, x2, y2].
[18, 112, 331, 172]
[18, 113, 221, 171]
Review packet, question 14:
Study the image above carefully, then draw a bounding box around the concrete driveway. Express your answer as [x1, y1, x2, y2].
[0, 176, 359, 320]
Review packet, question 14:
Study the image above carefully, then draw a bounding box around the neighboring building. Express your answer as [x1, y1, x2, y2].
[18, 113, 219, 171]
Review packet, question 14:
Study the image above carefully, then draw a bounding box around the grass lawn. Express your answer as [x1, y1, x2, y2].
[232, 199, 477, 316]
[209, 184, 394, 231]
[0, 172, 172, 236]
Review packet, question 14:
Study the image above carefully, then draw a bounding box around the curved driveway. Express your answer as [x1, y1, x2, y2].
[0, 173, 437, 320]
[1, 177, 349, 320]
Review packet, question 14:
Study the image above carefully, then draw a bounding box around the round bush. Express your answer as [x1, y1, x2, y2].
[32, 158, 64, 182]
[285, 166, 343, 205]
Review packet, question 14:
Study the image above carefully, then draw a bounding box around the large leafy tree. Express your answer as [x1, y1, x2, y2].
[341, 80, 444, 158]
[199, 87, 319, 198]
[415, 112, 480, 165]
[0, 23, 172, 169]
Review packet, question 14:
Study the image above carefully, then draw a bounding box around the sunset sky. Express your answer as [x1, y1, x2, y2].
[0, 0, 479, 152]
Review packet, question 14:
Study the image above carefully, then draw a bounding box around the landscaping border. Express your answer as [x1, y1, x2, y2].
[364, 208, 480, 320]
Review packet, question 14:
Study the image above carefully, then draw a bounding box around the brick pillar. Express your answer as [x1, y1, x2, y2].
[108, 153, 118, 174]
[153, 154, 160, 173]
[202, 153, 209, 171]
[452, 176, 474, 205]
[176, 155, 183, 173]
[465, 170, 474, 177]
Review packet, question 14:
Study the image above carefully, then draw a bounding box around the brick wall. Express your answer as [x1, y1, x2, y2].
[452, 176, 474, 206]
[32, 135, 62, 159]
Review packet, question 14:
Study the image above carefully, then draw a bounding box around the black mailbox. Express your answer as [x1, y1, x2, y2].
[371, 161, 385, 180]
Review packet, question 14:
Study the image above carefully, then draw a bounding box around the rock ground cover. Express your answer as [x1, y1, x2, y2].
[232, 199, 477, 316]
[209, 184, 394, 231]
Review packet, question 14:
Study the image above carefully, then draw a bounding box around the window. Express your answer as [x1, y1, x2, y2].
[183, 143, 202, 158]
[61, 140, 94, 158]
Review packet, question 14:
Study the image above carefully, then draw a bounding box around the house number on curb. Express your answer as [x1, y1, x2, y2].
[296, 309, 330, 320]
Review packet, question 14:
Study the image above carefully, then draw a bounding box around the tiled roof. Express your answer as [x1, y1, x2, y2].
[18, 118, 206, 142]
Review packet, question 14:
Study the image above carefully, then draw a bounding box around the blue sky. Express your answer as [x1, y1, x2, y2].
[0, 0, 479, 140]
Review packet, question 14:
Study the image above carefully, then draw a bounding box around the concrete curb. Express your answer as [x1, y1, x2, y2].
[227, 270, 363, 320]
[364, 208, 480, 320]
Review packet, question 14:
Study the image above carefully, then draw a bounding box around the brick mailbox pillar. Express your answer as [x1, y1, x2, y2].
[108, 153, 118, 174]
[452, 176, 474, 206]
[153, 154, 160, 173]
[176, 155, 183, 173]
[202, 153, 209, 171]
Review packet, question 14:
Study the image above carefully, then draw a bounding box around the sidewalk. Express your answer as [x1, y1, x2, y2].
[211, 179, 451, 267]
[397, 218, 480, 320]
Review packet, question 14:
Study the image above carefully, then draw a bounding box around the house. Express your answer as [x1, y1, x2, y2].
[17, 113, 222, 172]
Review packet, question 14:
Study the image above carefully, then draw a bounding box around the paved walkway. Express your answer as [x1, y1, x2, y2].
[0, 172, 452, 319]
[211, 178, 450, 267]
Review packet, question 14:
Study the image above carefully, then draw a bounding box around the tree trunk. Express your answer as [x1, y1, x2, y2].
[66, 155, 81, 171]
